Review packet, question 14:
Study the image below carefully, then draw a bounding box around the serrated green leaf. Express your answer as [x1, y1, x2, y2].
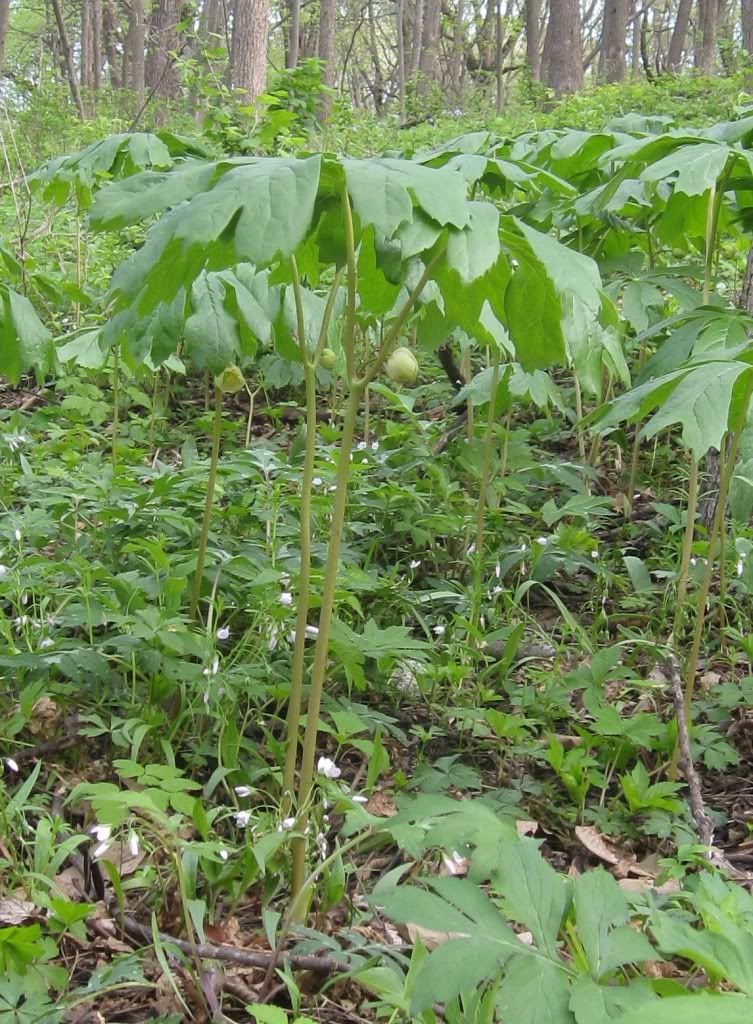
[615, 994, 753, 1024]
[184, 272, 239, 373]
[570, 975, 657, 1024]
[573, 868, 656, 979]
[497, 956, 574, 1024]
[494, 837, 570, 959]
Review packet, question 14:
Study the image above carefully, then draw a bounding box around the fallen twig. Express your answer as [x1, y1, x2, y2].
[666, 654, 714, 849]
[92, 914, 347, 975]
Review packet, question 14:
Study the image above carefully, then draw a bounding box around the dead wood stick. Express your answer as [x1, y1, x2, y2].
[93, 914, 347, 974]
[666, 655, 714, 849]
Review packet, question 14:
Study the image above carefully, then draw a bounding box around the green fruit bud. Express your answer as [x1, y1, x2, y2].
[385, 347, 419, 386]
[214, 365, 245, 394]
[320, 348, 337, 370]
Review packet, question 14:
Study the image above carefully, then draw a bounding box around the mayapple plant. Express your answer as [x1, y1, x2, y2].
[47, 142, 610, 916]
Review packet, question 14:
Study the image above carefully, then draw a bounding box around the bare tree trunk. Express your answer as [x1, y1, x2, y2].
[695, 0, 718, 69]
[542, 0, 582, 93]
[410, 0, 424, 74]
[452, 0, 466, 98]
[102, 0, 121, 89]
[599, 0, 629, 79]
[317, 0, 337, 114]
[93, 0, 102, 91]
[396, 0, 406, 118]
[525, 0, 541, 78]
[81, 0, 94, 91]
[147, 0, 181, 98]
[232, 0, 270, 100]
[417, 0, 440, 94]
[366, 0, 385, 112]
[0, 0, 10, 72]
[743, 0, 753, 52]
[495, 0, 504, 111]
[287, 0, 301, 65]
[631, 4, 641, 73]
[51, 0, 86, 118]
[129, 0, 146, 99]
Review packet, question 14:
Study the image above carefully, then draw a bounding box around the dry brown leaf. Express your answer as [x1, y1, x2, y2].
[400, 922, 469, 950]
[54, 866, 87, 901]
[699, 670, 722, 691]
[366, 791, 397, 817]
[0, 898, 36, 926]
[515, 819, 539, 837]
[574, 826, 619, 865]
[97, 840, 145, 877]
[205, 916, 243, 945]
[440, 851, 469, 876]
[27, 696, 61, 739]
[617, 878, 681, 895]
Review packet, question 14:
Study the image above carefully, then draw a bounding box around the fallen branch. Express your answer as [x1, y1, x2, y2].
[666, 654, 714, 849]
[92, 915, 347, 975]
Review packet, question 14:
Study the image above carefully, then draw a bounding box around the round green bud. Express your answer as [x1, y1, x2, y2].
[385, 346, 419, 386]
[214, 365, 245, 394]
[319, 348, 337, 370]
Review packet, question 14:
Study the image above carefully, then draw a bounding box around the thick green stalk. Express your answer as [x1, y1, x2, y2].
[111, 343, 120, 473]
[189, 386, 224, 622]
[683, 373, 753, 713]
[472, 348, 501, 631]
[672, 458, 699, 639]
[282, 262, 343, 802]
[290, 383, 363, 904]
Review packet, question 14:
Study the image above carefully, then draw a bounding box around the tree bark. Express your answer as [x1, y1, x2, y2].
[410, 0, 424, 74]
[667, 0, 693, 69]
[147, 0, 182, 98]
[81, 0, 93, 91]
[695, 0, 717, 70]
[0, 0, 10, 73]
[525, 0, 541, 79]
[599, 0, 629, 80]
[396, 0, 406, 118]
[316, 0, 337, 114]
[417, 0, 440, 94]
[101, 0, 121, 88]
[495, 0, 504, 110]
[286, 0, 301, 65]
[128, 0, 146, 100]
[93, 0, 102, 91]
[50, 0, 86, 118]
[542, 0, 582, 93]
[743, 0, 753, 53]
[232, 0, 270, 100]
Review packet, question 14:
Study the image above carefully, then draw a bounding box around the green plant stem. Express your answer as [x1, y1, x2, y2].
[672, 458, 699, 639]
[626, 340, 649, 509]
[111, 343, 120, 473]
[472, 348, 501, 629]
[683, 373, 753, 714]
[290, 382, 363, 905]
[189, 385, 223, 622]
[499, 407, 512, 479]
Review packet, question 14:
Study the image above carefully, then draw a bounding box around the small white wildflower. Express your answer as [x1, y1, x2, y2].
[279, 592, 293, 607]
[433, 625, 446, 636]
[234, 810, 252, 827]
[316, 831, 328, 858]
[352, 794, 368, 804]
[128, 832, 139, 857]
[690, 558, 697, 566]
[520, 543, 527, 553]
[323, 799, 330, 811]
[328, 484, 337, 492]
[93, 841, 111, 858]
[492, 585, 503, 595]
[268, 626, 279, 652]
[39, 638, 54, 649]
[371, 441, 379, 450]
[219, 849, 229, 861]
[217, 625, 230, 640]
[317, 756, 341, 779]
[234, 785, 253, 798]
[521, 563, 527, 576]
[280, 816, 296, 831]
[13, 615, 29, 631]
[5, 757, 19, 772]
[495, 562, 501, 578]
[211, 655, 219, 675]
[536, 536, 548, 545]
[305, 625, 319, 638]
[280, 573, 291, 586]
[312, 477, 323, 487]
[14, 529, 21, 542]
[591, 550, 599, 560]
[91, 824, 112, 843]
[0, 565, 7, 578]
[737, 560, 744, 577]
[357, 441, 367, 451]
[323, 814, 330, 824]
[361, 457, 369, 466]
[410, 559, 421, 569]
[467, 543, 476, 556]
[203, 690, 210, 706]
